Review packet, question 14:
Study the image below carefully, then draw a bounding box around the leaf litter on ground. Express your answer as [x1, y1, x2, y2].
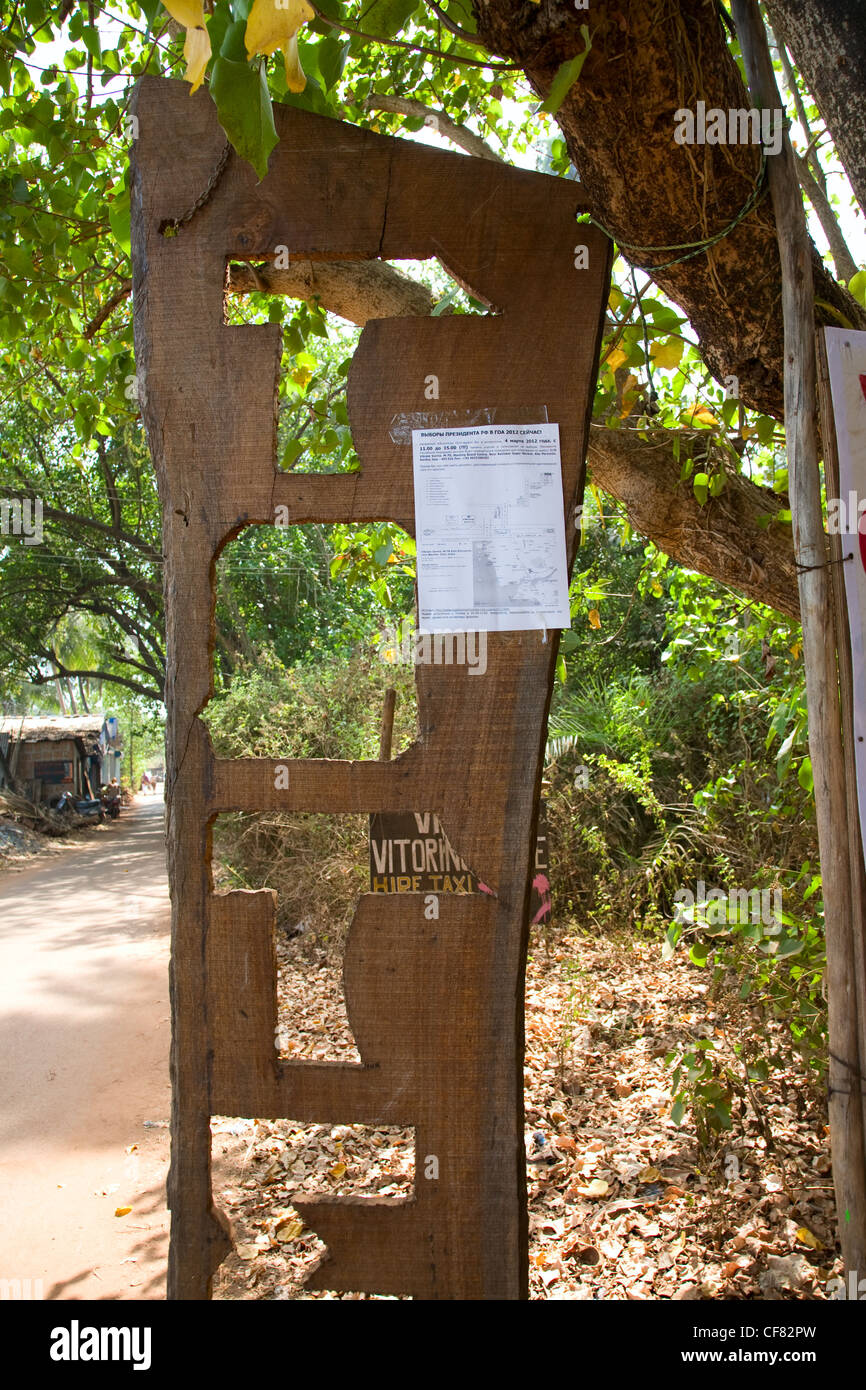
[211, 924, 840, 1300]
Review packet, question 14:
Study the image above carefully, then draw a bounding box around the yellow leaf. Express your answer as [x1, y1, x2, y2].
[291, 366, 312, 387]
[162, 0, 205, 27]
[619, 372, 638, 418]
[795, 1226, 823, 1250]
[330, 1161, 347, 1179]
[275, 1217, 304, 1242]
[282, 32, 306, 94]
[183, 24, 211, 94]
[691, 406, 719, 426]
[114, 1205, 132, 1217]
[790, 640, 802, 658]
[245, 0, 314, 93]
[606, 346, 627, 372]
[650, 337, 683, 370]
[588, 609, 601, 629]
[650, 580, 662, 597]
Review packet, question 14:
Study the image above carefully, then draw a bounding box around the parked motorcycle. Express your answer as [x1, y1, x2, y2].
[51, 791, 105, 822]
[99, 784, 122, 820]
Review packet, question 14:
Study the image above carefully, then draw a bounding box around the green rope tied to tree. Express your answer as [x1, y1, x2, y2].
[582, 149, 769, 272]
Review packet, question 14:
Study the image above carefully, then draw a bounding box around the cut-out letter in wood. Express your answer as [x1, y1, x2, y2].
[130, 75, 611, 1300]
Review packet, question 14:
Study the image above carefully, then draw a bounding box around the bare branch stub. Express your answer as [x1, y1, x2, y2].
[130, 75, 611, 1300]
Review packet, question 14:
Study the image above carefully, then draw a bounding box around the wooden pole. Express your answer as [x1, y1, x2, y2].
[732, 0, 866, 1277]
[379, 687, 396, 762]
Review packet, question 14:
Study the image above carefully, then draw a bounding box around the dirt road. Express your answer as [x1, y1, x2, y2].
[0, 796, 171, 1300]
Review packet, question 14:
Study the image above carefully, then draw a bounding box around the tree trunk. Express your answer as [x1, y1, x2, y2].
[767, 0, 866, 220]
[472, 0, 864, 419]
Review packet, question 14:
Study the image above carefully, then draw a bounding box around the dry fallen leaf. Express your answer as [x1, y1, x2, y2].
[275, 1218, 304, 1243]
[579, 1178, 610, 1198]
[638, 1166, 662, 1182]
[795, 1226, 823, 1250]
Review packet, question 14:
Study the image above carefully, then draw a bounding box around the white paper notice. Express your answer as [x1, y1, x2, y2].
[412, 423, 570, 633]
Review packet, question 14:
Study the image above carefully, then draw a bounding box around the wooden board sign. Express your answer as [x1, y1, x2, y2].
[130, 74, 610, 1300]
[370, 809, 551, 924]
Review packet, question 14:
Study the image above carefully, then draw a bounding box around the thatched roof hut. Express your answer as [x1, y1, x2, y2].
[0, 715, 122, 799]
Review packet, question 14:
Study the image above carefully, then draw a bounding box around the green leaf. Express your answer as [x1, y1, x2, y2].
[671, 1100, 686, 1125]
[316, 36, 349, 91]
[108, 187, 131, 256]
[360, 0, 419, 40]
[777, 936, 805, 958]
[281, 438, 303, 470]
[848, 269, 866, 309]
[539, 26, 593, 116]
[431, 283, 460, 316]
[797, 756, 813, 794]
[210, 57, 278, 181]
[2, 243, 33, 277]
[221, 18, 252, 64]
[81, 26, 102, 61]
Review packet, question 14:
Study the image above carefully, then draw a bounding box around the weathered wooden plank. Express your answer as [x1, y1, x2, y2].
[130, 73, 611, 1300]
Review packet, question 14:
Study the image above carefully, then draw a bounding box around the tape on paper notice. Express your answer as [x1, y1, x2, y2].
[411, 422, 570, 634]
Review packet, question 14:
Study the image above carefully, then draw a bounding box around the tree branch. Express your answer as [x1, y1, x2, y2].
[424, 0, 489, 46]
[587, 424, 800, 620]
[362, 94, 502, 161]
[794, 153, 859, 285]
[83, 278, 132, 340]
[28, 660, 162, 702]
[226, 257, 438, 323]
